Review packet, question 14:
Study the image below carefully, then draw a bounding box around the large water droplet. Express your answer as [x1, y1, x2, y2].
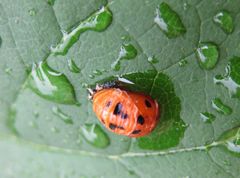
[211, 98, 232, 115]
[51, 7, 112, 55]
[81, 123, 110, 148]
[28, 8, 37, 16]
[200, 112, 216, 123]
[213, 10, 234, 34]
[52, 106, 73, 124]
[214, 56, 240, 99]
[147, 55, 159, 64]
[195, 42, 219, 70]
[218, 126, 240, 155]
[67, 58, 81, 73]
[111, 43, 137, 71]
[154, 2, 186, 38]
[27, 61, 77, 104]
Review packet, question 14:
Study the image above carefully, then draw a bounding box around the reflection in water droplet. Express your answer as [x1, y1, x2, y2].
[213, 10, 234, 34]
[27, 61, 77, 104]
[81, 123, 110, 148]
[51, 7, 112, 55]
[47, 0, 55, 6]
[147, 55, 159, 64]
[211, 98, 232, 115]
[178, 59, 188, 67]
[67, 58, 81, 73]
[200, 112, 216, 123]
[111, 43, 137, 71]
[195, 42, 219, 70]
[154, 2, 186, 38]
[52, 106, 73, 124]
[28, 8, 37, 16]
[214, 56, 240, 99]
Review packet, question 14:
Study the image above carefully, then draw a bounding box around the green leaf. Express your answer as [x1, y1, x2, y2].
[1, 0, 240, 177]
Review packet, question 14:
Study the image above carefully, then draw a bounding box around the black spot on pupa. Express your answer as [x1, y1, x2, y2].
[113, 103, 122, 115]
[106, 101, 111, 107]
[132, 130, 141, 134]
[137, 115, 144, 125]
[121, 113, 128, 119]
[145, 99, 152, 108]
[117, 126, 125, 130]
[109, 123, 117, 130]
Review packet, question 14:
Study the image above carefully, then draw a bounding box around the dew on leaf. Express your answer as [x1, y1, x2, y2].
[67, 58, 81, 73]
[147, 55, 159, 64]
[211, 98, 232, 115]
[195, 42, 219, 70]
[93, 69, 103, 76]
[111, 43, 137, 71]
[214, 56, 240, 99]
[52, 106, 73, 124]
[81, 83, 89, 88]
[80, 123, 110, 148]
[154, 2, 186, 38]
[28, 9, 37, 16]
[218, 126, 240, 155]
[213, 10, 234, 34]
[50, 126, 59, 133]
[200, 112, 216, 123]
[51, 7, 112, 55]
[178, 59, 188, 67]
[33, 111, 39, 118]
[27, 61, 77, 104]
[28, 121, 38, 129]
[4, 67, 12, 74]
[89, 74, 95, 79]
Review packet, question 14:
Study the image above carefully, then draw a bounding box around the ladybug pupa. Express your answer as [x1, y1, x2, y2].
[89, 84, 160, 137]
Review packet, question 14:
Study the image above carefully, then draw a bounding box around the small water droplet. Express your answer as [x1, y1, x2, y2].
[4, 67, 12, 74]
[183, 2, 189, 10]
[211, 98, 232, 115]
[154, 2, 186, 38]
[178, 59, 188, 67]
[88, 74, 95, 79]
[111, 43, 137, 71]
[28, 8, 37, 16]
[33, 111, 39, 118]
[147, 55, 159, 64]
[81, 83, 89, 88]
[52, 106, 73, 124]
[93, 69, 103, 76]
[200, 112, 216, 123]
[67, 58, 81, 73]
[195, 42, 219, 70]
[47, 0, 55, 6]
[81, 123, 110, 148]
[28, 121, 38, 128]
[214, 56, 240, 99]
[51, 7, 112, 55]
[27, 61, 76, 104]
[51, 126, 59, 133]
[213, 10, 234, 34]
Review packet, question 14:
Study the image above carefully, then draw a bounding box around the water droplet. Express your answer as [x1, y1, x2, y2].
[211, 98, 232, 115]
[213, 10, 234, 34]
[52, 106, 73, 124]
[27, 61, 77, 104]
[183, 2, 189, 10]
[88, 74, 95, 79]
[81, 123, 110, 148]
[4, 67, 12, 74]
[81, 83, 89, 88]
[178, 59, 188, 67]
[195, 42, 219, 70]
[93, 69, 103, 76]
[51, 7, 112, 55]
[200, 112, 216, 123]
[28, 121, 38, 128]
[33, 111, 39, 118]
[218, 126, 240, 155]
[111, 43, 137, 71]
[67, 58, 81, 73]
[51, 126, 59, 133]
[47, 0, 55, 6]
[214, 56, 240, 99]
[147, 55, 159, 64]
[154, 2, 186, 38]
[28, 8, 37, 16]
